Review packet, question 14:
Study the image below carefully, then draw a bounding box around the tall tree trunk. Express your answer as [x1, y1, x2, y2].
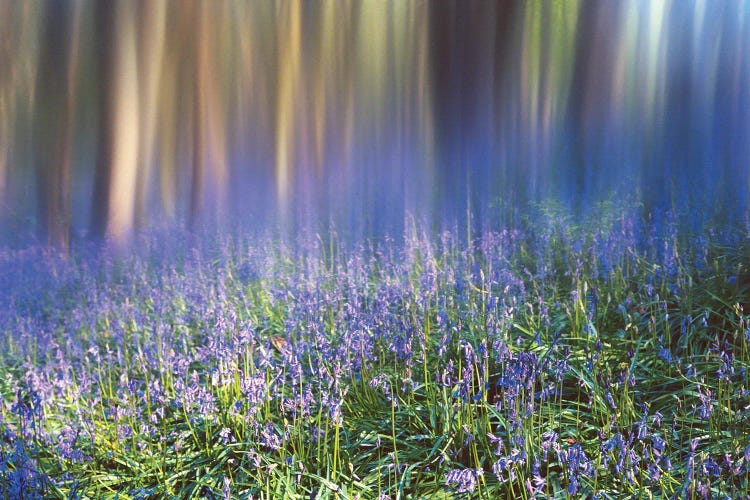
[90, 0, 116, 241]
[188, 0, 209, 230]
[90, 0, 139, 245]
[35, 1, 78, 252]
[134, 1, 166, 230]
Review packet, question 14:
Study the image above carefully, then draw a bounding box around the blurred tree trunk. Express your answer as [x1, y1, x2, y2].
[565, 0, 604, 211]
[35, 1, 79, 252]
[89, 0, 116, 241]
[0, 2, 14, 207]
[134, 1, 166, 230]
[189, 0, 206, 230]
[90, 0, 139, 245]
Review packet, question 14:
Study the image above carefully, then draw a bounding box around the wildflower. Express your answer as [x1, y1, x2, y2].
[541, 430, 558, 461]
[690, 438, 700, 453]
[369, 373, 391, 395]
[696, 481, 710, 499]
[529, 460, 545, 491]
[260, 423, 281, 451]
[652, 410, 663, 429]
[492, 457, 514, 482]
[218, 427, 234, 445]
[647, 462, 661, 482]
[445, 468, 482, 493]
[605, 391, 616, 410]
[462, 425, 474, 447]
[487, 432, 503, 456]
[695, 387, 713, 420]
[559, 442, 595, 495]
[567, 475, 579, 495]
[129, 487, 156, 500]
[118, 424, 132, 441]
[603, 433, 624, 453]
[57, 429, 86, 463]
[658, 348, 673, 364]
[701, 457, 721, 477]
[652, 434, 666, 456]
[222, 476, 231, 500]
[717, 351, 735, 381]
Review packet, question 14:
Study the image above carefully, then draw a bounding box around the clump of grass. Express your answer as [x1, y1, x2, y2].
[0, 202, 748, 498]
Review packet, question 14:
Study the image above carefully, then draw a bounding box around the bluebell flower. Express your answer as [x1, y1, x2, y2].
[658, 348, 673, 363]
[218, 427, 234, 445]
[444, 468, 482, 493]
[652, 434, 666, 455]
[567, 475, 579, 495]
[118, 424, 132, 440]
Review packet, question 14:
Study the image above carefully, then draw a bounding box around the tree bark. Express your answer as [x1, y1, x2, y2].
[35, 1, 77, 251]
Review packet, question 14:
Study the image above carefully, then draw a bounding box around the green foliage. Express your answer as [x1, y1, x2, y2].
[0, 207, 749, 498]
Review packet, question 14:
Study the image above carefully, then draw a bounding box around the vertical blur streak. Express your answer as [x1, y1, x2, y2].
[3, 1, 750, 244]
[642, 0, 668, 137]
[0, 3, 39, 214]
[190, 0, 206, 229]
[134, 1, 166, 229]
[155, 2, 189, 221]
[0, 98, 6, 206]
[312, 2, 331, 176]
[355, 1, 388, 234]
[190, 0, 230, 228]
[275, 0, 303, 222]
[413, 0, 435, 225]
[330, 1, 356, 228]
[520, 1, 541, 142]
[204, 5, 229, 224]
[107, 0, 139, 245]
[33, 1, 79, 251]
[0, 2, 12, 206]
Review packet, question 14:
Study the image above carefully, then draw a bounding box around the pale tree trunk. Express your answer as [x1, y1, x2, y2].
[189, 0, 229, 230]
[188, 0, 205, 230]
[274, 0, 303, 227]
[134, 1, 166, 230]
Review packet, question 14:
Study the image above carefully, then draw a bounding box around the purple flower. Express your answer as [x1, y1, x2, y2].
[701, 457, 721, 477]
[567, 475, 579, 495]
[445, 468, 482, 493]
[694, 387, 713, 420]
[218, 427, 234, 445]
[647, 462, 661, 482]
[260, 422, 281, 451]
[541, 430, 558, 461]
[118, 424, 132, 441]
[558, 442, 594, 494]
[369, 373, 391, 395]
[652, 435, 666, 455]
[487, 432, 503, 456]
[222, 476, 231, 500]
[658, 348, 673, 363]
[603, 433, 624, 453]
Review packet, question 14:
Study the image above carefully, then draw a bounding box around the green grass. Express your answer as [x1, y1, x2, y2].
[0, 205, 748, 498]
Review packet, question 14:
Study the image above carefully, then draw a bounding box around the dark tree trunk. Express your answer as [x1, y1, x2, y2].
[35, 2, 76, 251]
[89, 0, 117, 241]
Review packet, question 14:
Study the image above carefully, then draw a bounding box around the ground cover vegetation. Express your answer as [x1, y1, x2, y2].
[0, 202, 749, 499]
